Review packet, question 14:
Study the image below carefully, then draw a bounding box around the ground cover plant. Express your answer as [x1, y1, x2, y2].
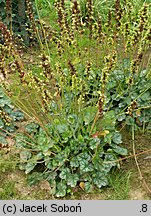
[0, 0, 151, 197]
[0, 87, 24, 145]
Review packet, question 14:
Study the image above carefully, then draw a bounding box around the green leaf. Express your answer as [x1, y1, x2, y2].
[112, 132, 122, 144]
[67, 174, 79, 187]
[46, 160, 53, 169]
[59, 168, 70, 180]
[126, 116, 135, 125]
[103, 163, 114, 173]
[56, 181, 67, 197]
[100, 110, 116, 130]
[0, 98, 12, 107]
[104, 133, 112, 145]
[92, 154, 104, 171]
[46, 172, 57, 181]
[89, 138, 100, 150]
[80, 173, 92, 181]
[37, 130, 47, 144]
[27, 172, 43, 186]
[79, 160, 93, 172]
[5, 124, 15, 133]
[126, 97, 131, 105]
[113, 146, 128, 155]
[84, 182, 93, 193]
[70, 157, 79, 168]
[0, 135, 8, 145]
[77, 152, 91, 162]
[25, 123, 39, 133]
[56, 123, 72, 141]
[117, 114, 126, 121]
[82, 106, 97, 125]
[123, 58, 130, 68]
[140, 91, 150, 101]
[49, 180, 56, 195]
[93, 173, 108, 188]
[56, 123, 68, 134]
[67, 114, 78, 125]
[52, 150, 69, 168]
[15, 134, 30, 148]
[37, 130, 54, 153]
[77, 134, 84, 143]
[20, 150, 31, 162]
[104, 153, 117, 166]
[25, 162, 36, 174]
[0, 119, 4, 128]
[10, 111, 24, 121]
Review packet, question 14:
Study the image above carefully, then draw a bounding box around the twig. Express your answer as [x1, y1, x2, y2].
[104, 148, 151, 164]
[132, 124, 142, 178]
[89, 110, 99, 135]
[132, 124, 151, 194]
